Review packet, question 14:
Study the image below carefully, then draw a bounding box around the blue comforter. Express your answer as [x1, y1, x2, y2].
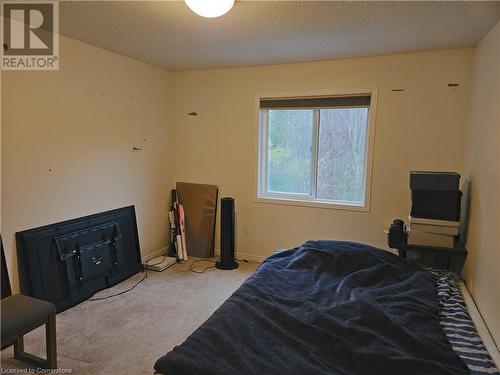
[154, 240, 469, 375]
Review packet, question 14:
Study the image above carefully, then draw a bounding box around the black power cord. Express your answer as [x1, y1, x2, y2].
[189, 259, 217, 274]
[87, 256, 249, 296]
[189, 258, 249, 274]
[87, 256, 174, 301]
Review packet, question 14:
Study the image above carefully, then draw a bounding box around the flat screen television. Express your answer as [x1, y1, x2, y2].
[16, 206, 142, 312]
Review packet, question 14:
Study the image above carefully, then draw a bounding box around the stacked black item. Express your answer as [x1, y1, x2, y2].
[408, 172, 461, 248]
[410, 171, 462, 221]
[388, 172, 467, 275]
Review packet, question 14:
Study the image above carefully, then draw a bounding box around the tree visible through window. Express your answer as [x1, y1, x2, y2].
[259, 95, 371, 207]
[267, 110, 313, 195]
[317, 108, 368, 203]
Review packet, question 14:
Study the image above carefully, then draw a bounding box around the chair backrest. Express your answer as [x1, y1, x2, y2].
[1, 236, 12, 299]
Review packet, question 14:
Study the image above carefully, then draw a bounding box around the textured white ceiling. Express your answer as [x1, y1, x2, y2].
[59, 1, 500, 71]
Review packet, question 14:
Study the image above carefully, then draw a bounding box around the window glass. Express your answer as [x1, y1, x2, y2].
[259, 95, 373, 209]
[267, 109, 314, 195]
[317, 108, 368, 203]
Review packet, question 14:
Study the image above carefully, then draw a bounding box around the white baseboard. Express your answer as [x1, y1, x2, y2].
[141, 247, 167, 264]
[214, 249, 266, 263]
[460, 282, 500, 367]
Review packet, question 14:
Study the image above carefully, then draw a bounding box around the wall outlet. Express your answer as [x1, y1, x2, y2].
[242, 224, 249, 235]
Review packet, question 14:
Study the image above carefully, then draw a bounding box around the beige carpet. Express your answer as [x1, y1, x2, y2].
[1, 258, 258, 374]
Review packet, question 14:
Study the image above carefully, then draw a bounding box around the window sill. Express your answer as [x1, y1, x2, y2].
[254, 196, 370, 212]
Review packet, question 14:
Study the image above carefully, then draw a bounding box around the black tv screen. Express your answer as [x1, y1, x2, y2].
[16, 206, 142, 312]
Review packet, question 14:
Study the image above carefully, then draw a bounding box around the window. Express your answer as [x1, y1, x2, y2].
[258, 93, 374, 209]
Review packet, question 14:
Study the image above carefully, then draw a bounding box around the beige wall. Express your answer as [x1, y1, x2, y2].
[463, 21, 500, 347]
[1, 36, 171, 292]
[1, 22, 497, 346]
[0, 70, 2, 233]
[170, 49, 473, 258]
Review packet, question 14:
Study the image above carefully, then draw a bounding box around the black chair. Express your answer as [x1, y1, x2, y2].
[1, 236, 57, 369]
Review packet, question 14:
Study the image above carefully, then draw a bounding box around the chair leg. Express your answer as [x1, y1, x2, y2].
[13, 335, 24, 357]
[13, 315, 57, 369]
[46, 314, 57, 369]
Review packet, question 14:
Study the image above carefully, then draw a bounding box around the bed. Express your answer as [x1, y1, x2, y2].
[154, 240, 499, 375]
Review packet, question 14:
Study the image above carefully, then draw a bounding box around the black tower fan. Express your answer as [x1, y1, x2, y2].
[216, 197, 239, 270]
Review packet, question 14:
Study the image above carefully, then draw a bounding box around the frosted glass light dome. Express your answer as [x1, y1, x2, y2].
[185, 0, 235, 18]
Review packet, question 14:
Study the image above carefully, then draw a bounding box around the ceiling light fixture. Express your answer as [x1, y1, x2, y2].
[185, 0, 235, 18]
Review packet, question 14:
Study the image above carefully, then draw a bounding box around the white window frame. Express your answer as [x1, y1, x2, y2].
[256, 89, 378, 212]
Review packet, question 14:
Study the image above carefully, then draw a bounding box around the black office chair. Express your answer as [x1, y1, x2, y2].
[1, 236, 57, 369]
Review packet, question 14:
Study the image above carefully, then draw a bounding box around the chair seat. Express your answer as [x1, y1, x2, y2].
[1, 294, 56, 346]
